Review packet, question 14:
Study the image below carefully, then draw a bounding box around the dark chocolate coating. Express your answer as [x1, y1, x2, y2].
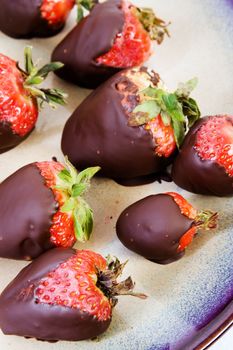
[0, 0, 65, 39]
[61, 70, 170, 181]
[0, 121, 33, 154]
[172, 116, 233, 196]
[116, 194, 194, 264]
[52, 0, 125, 88]
[0, 164, 57, 260]
[0, 248, 111, 341]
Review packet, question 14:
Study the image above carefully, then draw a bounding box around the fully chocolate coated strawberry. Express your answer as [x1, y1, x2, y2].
[0, 248, 145, 341]
[172, 115, 233, 196]
[0, 0, 74, 39]
[116, 193, 218, 264]
[61, 67, 200, 185]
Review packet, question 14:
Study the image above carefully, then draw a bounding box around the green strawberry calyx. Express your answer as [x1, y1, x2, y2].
[128, 77, 201, 148]
[20, 46, 67, 108]
[194, 210, 218, 231]
[97, 256, 147, 306]
[55, 157, 100, 243]
[76, 0, 97, 23]
[135, 6, 170, 44]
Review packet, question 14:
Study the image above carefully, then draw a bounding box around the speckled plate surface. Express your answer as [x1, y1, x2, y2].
[0, 1, 232, 349]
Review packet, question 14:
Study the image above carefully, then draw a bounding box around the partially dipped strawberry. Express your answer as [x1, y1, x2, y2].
[0, 248, 146, 341]
[172, 115, 233, 196]
[0, 0, 74, 39]
[52, 0, 169, 88]
[0, 158, 100, 260]
[116, 192, 218, 264]
[0, 47, 66, 154]
[61, 67, 200, 185]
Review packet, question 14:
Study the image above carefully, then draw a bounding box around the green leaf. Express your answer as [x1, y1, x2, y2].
[128, 112, 152, 127]
[77, 4, 84, 22]
[162, 93, 185, 122]
[76, 0, 97, 23]
[40, 88, 67, 107]
[24, 46, 34, 74]
[61, 198, 75, 213]
[27, 76, 44, 85]
[25, 86, 47, 100]
[175, 77, 198, 98]
[72, 183, 87, 197]
[73, 199, 93, 242]
[178, 96, 201, 127]
[64, 156, 79, 184]
[81, 0, 95, 10]
[76, 166, 100, 187]
[58, 169, 73, 183]
[129, 100, 161, 126]
[160, 111, 171, 126]
[136, 7, 170, 43]
[141, 86, 159, 98]
[37, 62, 64, 79]
[171, 117, 185, 148]
[22, 46, 67, 109]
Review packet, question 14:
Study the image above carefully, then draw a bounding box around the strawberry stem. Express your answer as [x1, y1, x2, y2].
[76, 0, 97, 23]
[135, 7, 170, 44]
[56, 157, 100, 243]
[194, 210, 218, 230]
[22, 46, 67, 107]
[97, 256, 147, 307]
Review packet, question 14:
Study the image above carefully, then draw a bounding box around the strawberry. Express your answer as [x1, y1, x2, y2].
[61, 67, 200, 185]
[172, 115, 233, 196]
[0, 47, 66, 154]
[0, 157, 100, 260]
[41, 0, 75, 26]
[0, 248, 146, 341]
[96, 1, 152, 68]
[52, 0, 169, 88]
[0, 0, 74, 39]
[116, 192, 218, 264]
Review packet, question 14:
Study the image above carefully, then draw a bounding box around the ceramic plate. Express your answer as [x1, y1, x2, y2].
[0, 0, 232, 349]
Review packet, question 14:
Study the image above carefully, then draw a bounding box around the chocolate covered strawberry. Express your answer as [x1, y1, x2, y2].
[116, 192, 218, 264]
[0, 0, 74, 38]
[0, 158, 99, 260]
[172, 115, 233, 196]
[52, 0, 169, 88]
[0, 248, 146, 341]
[0, 47, 66, 154]
[61, 67, 200, 185]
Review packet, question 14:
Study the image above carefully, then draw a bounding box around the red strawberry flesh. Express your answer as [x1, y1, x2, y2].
[166, 192, 197, 220]
[96, 1, 151, 68]
[194, 115, 233, 177]
[41, 0, 75, 26]
[117, 69, 176, 158]
[0, 54, 38, 137]
[166, 192, 217, 252]
[35, 250, 112, 321]
[36, 161, 76, 248]
[145, 115, 176, 158]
